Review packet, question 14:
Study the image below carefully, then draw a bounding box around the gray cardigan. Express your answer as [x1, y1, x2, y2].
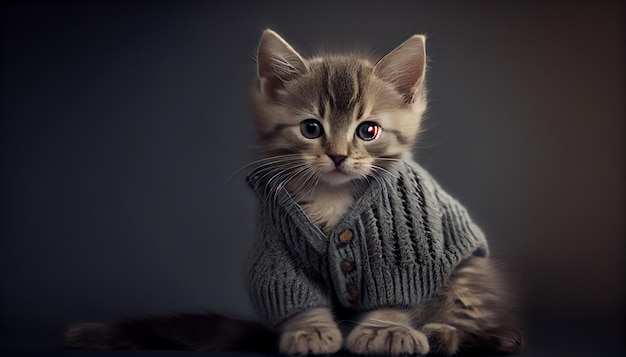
[246, 161, 488, 327]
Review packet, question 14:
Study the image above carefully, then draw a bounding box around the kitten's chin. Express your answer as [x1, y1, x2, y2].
[320, 169, 356, 186]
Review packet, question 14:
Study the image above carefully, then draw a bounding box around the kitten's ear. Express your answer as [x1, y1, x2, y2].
[373, 35, 426, 104]
[257, 29, 307, 99]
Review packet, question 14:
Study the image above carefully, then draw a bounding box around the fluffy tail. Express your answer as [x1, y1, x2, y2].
[64, 312, 277, 352]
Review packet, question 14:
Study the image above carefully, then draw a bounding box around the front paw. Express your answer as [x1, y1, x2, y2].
[345, 324, 429, 355]
[278, 308, 342, 355]
[279, 325, 342, 355]
[421, 323, 459, 355]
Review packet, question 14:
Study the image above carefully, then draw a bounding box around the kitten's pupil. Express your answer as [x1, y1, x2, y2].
[356, 122, 382, 141]
[300, 119, 324, 139]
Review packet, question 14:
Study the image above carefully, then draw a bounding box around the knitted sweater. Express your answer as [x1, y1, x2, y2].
[246, 161, 488, 327]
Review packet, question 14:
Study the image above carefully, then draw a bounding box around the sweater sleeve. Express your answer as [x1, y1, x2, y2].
[246, 209, 332, 328]
[423, 171, 489, 259]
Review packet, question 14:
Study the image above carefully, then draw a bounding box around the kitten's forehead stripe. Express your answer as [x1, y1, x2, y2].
[330, 66, 356, 114]
[353, 67, 364, 106]
[318, 97, 326, 118]
[321, 64, 335, 110]
[355, 103, 364, 121]
[316, 61, 363, 120]
[349, 71, 360, 104]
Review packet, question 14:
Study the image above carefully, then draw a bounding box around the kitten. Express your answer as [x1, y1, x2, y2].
[64, 30, 523, 355]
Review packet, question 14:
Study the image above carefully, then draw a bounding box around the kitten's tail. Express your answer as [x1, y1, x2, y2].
[64, 312, 277, 352]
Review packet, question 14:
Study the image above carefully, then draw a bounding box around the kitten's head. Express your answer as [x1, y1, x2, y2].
[250, 30, 427, 189]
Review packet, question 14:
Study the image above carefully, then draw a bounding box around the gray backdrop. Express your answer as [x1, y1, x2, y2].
[1, 1, 623, 355]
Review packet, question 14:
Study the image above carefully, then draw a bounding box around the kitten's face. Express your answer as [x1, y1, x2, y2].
[251, 30, 427, 189]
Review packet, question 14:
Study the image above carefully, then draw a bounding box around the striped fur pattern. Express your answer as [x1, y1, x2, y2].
[63, 30, 523, 355]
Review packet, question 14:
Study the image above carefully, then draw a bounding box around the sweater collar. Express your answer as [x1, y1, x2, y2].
[246, 167, 400, 252]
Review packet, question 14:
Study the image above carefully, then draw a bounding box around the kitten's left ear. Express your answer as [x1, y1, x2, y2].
[373, 35, 426, 105]
[257, 29, 308, 99]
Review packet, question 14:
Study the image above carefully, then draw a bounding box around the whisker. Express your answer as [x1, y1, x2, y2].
[289, 173, 315, 203]
[254, 160, 310, 205]
[226, 154, 304, 184]
[370, 165, 397, 180]
[269, 164, 311, 206]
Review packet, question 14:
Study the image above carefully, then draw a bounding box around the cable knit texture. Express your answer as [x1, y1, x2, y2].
[246, 161, 488, 327]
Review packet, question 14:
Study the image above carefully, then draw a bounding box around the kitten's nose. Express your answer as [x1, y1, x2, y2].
[328, 154, 347, 166]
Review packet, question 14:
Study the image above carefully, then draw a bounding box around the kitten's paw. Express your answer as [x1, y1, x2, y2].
[421, 323, 459, 355]
[279, 324, 342, 355]
[345, 324, 429, 355]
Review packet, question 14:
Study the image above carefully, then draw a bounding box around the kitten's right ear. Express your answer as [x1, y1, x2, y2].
[373, 35, 427, 105]
[257, 29, 307, 99]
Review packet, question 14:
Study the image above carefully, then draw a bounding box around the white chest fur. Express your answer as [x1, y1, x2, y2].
[298, 186, 356, 235]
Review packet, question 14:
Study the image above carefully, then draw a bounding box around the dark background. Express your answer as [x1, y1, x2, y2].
[1, 1, 623, 356]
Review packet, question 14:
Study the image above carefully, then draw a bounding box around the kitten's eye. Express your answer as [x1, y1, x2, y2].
[356, 122, 382, 141]
[300, 119, 324, 139]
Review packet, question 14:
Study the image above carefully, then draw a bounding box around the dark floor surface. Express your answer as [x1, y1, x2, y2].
[2, 321, 624, 357]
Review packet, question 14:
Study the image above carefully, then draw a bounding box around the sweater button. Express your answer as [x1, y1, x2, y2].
[339, 229, 353, 244]
[341, 260, 353, 273]
[346, 284, 358, 302]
